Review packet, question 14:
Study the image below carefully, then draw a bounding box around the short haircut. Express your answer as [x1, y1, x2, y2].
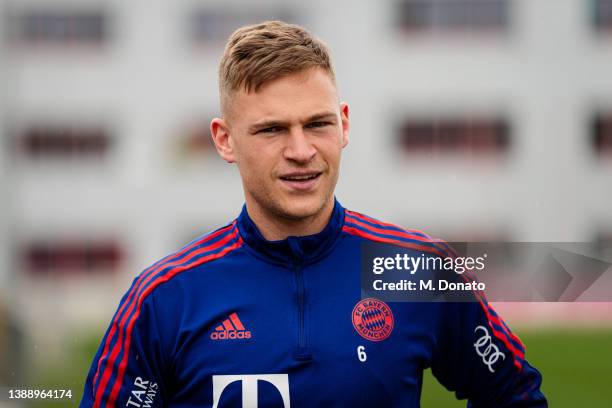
[218, 20, 336, 117]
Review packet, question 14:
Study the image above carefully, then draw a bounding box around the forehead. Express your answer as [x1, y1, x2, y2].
[228, 68, 339, 124]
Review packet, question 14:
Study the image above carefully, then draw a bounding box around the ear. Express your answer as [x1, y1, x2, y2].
[340, 102, 350, 148]
[210, 117, 236, 163]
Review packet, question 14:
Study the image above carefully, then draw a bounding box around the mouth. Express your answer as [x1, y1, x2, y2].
[279, 171, 322, 191]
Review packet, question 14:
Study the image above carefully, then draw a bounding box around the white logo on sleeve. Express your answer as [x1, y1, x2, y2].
[473, 325, 506, 373]
[212, 374, 290, 408]
[125, 377, 158, 407]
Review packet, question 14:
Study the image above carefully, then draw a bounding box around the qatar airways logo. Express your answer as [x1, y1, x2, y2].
[473, 325, 505, 373]
[212, 374, 290, 408]
[125, 377, 158, 407]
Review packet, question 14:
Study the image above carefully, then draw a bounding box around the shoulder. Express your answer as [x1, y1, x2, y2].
[132, 220, 244, 297]
[342, 208, 455, 258]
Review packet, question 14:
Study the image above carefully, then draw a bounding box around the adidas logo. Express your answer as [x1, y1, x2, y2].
[210, 312, 252, 340]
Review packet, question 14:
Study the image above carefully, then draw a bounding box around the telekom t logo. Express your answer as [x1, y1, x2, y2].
[212, 374, 290, 408]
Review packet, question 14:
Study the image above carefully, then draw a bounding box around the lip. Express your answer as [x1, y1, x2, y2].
[278, 171, 322, 192]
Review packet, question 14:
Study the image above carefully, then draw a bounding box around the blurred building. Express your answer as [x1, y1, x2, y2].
[0, 0, 612, 383]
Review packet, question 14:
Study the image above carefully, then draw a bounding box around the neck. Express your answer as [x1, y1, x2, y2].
[245, 198, 335, 241]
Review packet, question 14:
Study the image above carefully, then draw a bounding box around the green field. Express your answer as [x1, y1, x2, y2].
[421, 328, 612, 407]
[28, 327, 612, 407]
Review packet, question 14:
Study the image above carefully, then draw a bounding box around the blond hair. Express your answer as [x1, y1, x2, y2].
[218, 21, 335, 117]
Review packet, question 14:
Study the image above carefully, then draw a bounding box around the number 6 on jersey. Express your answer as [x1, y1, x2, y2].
[357, 345, 367, 362]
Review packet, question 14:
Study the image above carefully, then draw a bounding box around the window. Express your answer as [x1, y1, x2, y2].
[169, 119, 221, 166]
[591, 113, 612, 155]
[189, 8, 298, 45]
[397, 115, 511, 156]
[10, 8, 108, 46]
[21, 239, 124, 276]
[396, 0, 509, 33]
[592, 0, 612, 32]
[16, 124, 112, 160]
[180, 121, 217, 157]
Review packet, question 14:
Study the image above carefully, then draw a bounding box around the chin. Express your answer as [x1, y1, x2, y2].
[277, 196, 327, 220]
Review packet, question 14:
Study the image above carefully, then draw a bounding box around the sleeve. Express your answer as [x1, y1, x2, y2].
[80, 277, 167, 407]
[430, 297, 547, 407]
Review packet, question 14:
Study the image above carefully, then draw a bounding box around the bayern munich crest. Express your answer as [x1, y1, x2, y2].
[352, 298, 394, 341]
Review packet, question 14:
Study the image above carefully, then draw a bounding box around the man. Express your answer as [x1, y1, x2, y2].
[81, 21, 546, 407]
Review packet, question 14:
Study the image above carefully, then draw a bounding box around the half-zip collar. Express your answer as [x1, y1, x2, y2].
[236, 197, 345, 266]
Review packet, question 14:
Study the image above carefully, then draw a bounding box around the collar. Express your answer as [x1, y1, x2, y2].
[236, 198, 345, 266]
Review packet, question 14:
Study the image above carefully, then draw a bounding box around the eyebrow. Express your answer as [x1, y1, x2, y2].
[248, 111, 337, 133]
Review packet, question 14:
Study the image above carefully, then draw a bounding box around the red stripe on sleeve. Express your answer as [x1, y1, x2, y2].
[345, 215, 454, 257]
[342, 225, 447, 258]
[104, 238, 243, 407]
[91, 223, 235, 390]
[93, 228, 241, 407]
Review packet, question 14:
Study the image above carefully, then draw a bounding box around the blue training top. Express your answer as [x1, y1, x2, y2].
[81, 199, 546, 407]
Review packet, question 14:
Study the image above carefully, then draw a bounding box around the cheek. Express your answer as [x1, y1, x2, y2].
[240, 145, 277, 178]
[319, 142, 343, 166]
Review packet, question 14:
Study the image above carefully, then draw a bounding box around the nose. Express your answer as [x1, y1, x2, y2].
[283, 127, 317, 163]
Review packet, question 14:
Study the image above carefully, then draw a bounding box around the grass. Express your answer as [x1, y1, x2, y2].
[421, 327, 612, 407]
